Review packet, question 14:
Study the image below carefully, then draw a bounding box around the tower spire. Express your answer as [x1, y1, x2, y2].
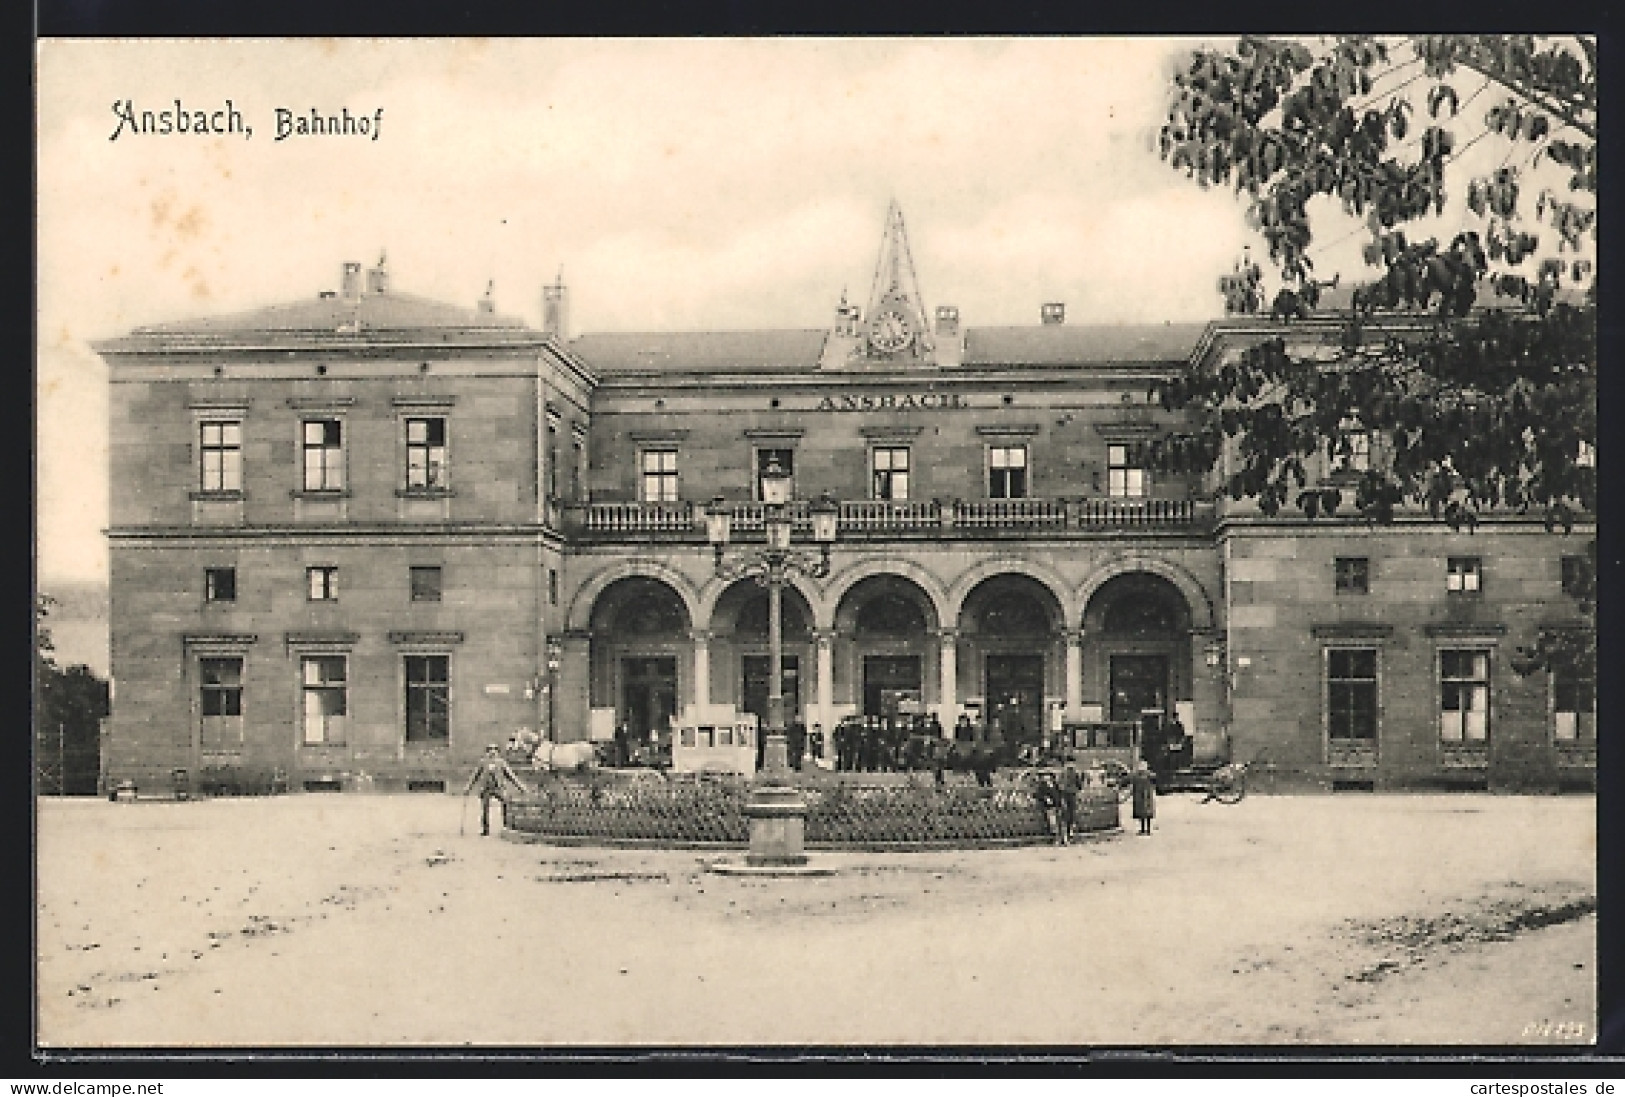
[862, 201, 932, 356]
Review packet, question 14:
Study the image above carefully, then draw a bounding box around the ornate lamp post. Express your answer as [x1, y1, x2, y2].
[706, 459, 838, 867]
[545, 638, 563, 740]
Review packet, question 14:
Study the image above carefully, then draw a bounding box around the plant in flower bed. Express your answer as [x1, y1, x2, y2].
[507, 772, 749, 844]
[804, 783, 1038, 844]
[506, 770, 1119, 846]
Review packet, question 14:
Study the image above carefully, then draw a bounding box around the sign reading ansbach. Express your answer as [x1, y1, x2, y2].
[814, 392, 968, 411]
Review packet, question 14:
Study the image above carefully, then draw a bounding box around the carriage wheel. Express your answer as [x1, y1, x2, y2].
[1210, 766, 1247, 805]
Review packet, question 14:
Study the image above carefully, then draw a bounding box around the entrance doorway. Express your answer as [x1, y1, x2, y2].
[863, 655, 922, 718]
[1109, 654, 1168, 723]
[621, 656, 678, 738]
[985, 653, 1044, 744]
[741, 655, 801, 727]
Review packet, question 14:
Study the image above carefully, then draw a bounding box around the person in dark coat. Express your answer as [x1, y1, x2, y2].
[1130, 759, 1157, 835]
[954, 713, 976, 744]
[1059, 763, 1083, 841]
[787, 720, 806, 771]
[463, 744, 530, 836]
[972, 745, 997, 788]
[1164, 712, 1190, 771]
[881, 718, 902, 772]
[612, 721, 631, 768]
[1034, 772, 1064, 844]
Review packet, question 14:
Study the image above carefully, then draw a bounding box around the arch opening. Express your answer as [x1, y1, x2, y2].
[958, 574, 1065, 746]
[1081, 571, 1195, 732]
[833, 574, 940, 722]
[587, 576, 693, 750]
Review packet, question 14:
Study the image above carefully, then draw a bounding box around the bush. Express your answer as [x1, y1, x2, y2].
[196, 765, 287, 797]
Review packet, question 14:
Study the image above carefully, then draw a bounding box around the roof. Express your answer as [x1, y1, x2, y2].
[572, 323, 1212, 374]
[962, 324, 1209, 366]
[127, 289, 533, 336]
[569, 329, 829, 373]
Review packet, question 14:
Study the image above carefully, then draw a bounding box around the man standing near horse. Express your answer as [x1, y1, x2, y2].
[463, 744, 531, 836]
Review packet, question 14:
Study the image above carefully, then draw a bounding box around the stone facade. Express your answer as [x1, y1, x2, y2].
[97, 244, 1595, 793]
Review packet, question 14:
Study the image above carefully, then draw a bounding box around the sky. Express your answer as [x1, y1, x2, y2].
[40, 36, 1581, 586]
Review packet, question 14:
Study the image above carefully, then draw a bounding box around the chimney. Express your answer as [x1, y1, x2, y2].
[931, 304, 964, 368]
[478, 280, 496, 315]
[340, 261, 364, 301]
[1041, 302, 1065, 325]
[366, 252, 389, 294]
[542, 271, 569, 338]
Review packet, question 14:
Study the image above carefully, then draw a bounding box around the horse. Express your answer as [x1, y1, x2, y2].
[531, 739, 601, 774]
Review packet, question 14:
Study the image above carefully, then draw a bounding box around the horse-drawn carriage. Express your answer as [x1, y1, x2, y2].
[1032, 717, 1248, 804]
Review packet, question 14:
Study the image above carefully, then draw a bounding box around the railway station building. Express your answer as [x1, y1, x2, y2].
[97, 212, 1596, 793]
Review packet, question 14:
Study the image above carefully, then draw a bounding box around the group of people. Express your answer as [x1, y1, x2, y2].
[831, 713, 942, 772]
[1031, 759, 1159, 842]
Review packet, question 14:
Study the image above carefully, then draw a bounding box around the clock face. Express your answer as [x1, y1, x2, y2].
[869, 309, 914, 353]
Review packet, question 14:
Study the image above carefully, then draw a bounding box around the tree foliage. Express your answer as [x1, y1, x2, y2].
[1150, 35, 1596, 673]
[36, 595, 110, 793]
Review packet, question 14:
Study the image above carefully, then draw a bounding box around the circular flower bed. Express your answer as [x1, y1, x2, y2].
[504, 770, 1120, 848]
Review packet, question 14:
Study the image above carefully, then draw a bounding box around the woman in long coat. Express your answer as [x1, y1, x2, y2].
[1130, 760, 1157, 835]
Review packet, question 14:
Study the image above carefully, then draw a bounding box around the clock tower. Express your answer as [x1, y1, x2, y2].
[862, 202, 933, 361]
[818, 202, 954, 370]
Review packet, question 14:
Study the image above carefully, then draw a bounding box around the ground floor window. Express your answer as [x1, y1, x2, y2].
[301, 655, 348, 745]
[1326, 648, 1378, 741]
[1439, 649, 1490, 744]
[405, 655, 451, 743]
[199, 656, 244, 752]
[1553, 663, 1595, 743]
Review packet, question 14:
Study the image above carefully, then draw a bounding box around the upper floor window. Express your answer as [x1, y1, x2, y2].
[755, 448, 796, 501]
[546, 423, 560, 500]
[988, 445, 1028, 499]
[1446, 557, 1482, 595]
[204, 567, 237, 604]
[307, 566, 339, 602]
[199, 421, 243, 493]
[410, 566, 443, 603]
[1439, 649, 1490, 744]
[571, 439, 584, 501]
[302, 419, 344, 491]
[405, 417, 447, 489]
[872, 446, 911, 500]
[1107, 444, 1145, 498]
[641, 449, 679, 502]
[1334, 557, 1370, 595]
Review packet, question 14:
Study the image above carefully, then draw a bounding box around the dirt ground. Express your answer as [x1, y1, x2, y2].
[36, 791, 1596, 1048]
